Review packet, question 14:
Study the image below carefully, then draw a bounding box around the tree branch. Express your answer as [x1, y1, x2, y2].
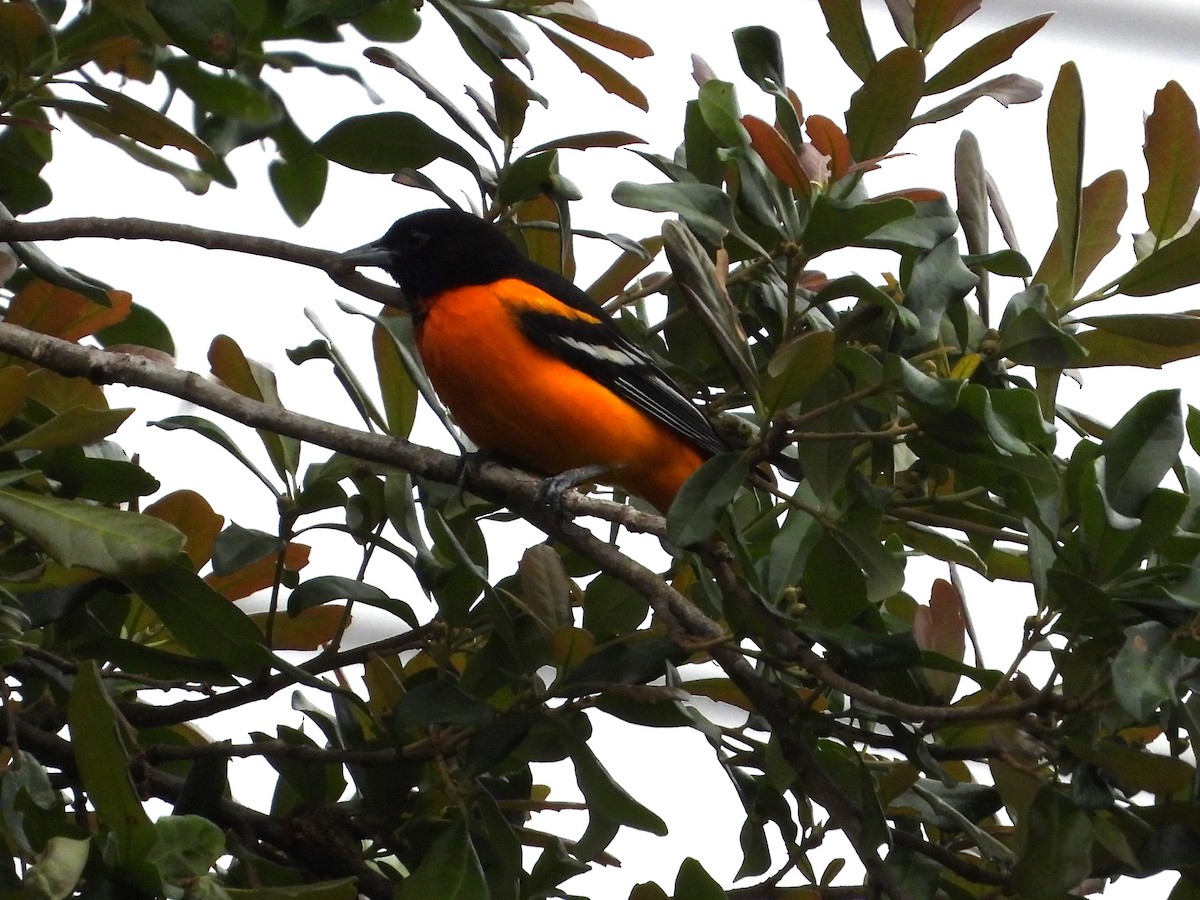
[0, 215, 404, 308]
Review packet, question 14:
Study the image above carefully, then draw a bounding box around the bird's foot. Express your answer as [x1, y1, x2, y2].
[534, 464, 611, 513]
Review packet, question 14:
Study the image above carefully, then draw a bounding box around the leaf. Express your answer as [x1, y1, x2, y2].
[269, 146, 327, 227]
[150, 415, 279, 494]
[22, 836, 90, 900]
[208, 334, 299, 483]
[0, 4, 47, 82]
[806, 113, 851, 181]
[146, 815, 225, 884]
[733, 25, 785, 91]
[78, 82, 217, 162]
[145, 0, 239, 66]
[925, 13, 1053, 94]
[125, 564, 267, 677]
[673, 858, 727, 900]
[5, 278, 132, 340]
[525, 130, 645, 155]
[251, 605, 346, 651]
[395, 820, 489, 900]
[763, 330, 837, 414]
[1143, 81, 1200, 245]
[315, 112, 479, 176]
[1101, 388, 1182, 518]
[206, 541, 309, 601]
[0, 405, 132, 452]
[1111, 622, 1188, 720]
[67, 662, 159, 872]
[144, 490, 224, 570]
[1009, 788, 1093, 899]
[372, 316, 419, 438]
[541, 13, 652, 59]
[816, 0, 876, 80]
[666, 453, 750, 546]
[803, 194, 916, 256]
[0, 488, 185, 576]
[913, 0, 981, 51]
[288, 574, 418, 628]
[909, 73, 1043, 127]
[741, 115, 809, 195]
[1117, 218, 1200, 296]
[913, 578, 966, 702]
[612, 180, 766, 253]
[845, 47, 925, 161]
[1046, 63, 1085, 297]
[1035, 169, 1127, 306]
[1075, 313, 1200, 368]
[566, 727, 667, 861]
[537, 24, 648, 111]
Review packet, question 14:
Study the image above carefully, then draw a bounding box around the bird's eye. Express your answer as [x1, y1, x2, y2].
[404, 230, 430, 250]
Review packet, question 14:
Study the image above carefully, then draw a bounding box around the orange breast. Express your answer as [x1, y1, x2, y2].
[415, 279, 706, 511]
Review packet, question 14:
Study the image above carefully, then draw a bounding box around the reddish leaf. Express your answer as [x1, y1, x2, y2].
[914, 578, 966, 702]
[806, 114, 851, 180]
[0, 3, 47, 80]
[5, 279, 132, 342]
[252, 605, 347, 651]
[1143, 81, 1200, 246]
[0, 367, 28, 428]
[205, 542, 311, 601]
[925, 13, 1053, 95]
[542, 13, 653, 59]
[145, 490, 225, 570]
[741, 114, 810, 195]
[538, 25, 648, 111]
[910, 73, 1042, 127]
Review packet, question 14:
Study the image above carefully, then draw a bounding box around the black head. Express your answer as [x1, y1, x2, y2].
[339, 208, 526, 303]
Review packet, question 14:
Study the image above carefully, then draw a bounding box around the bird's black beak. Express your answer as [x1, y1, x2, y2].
[336, 242, 393, 270]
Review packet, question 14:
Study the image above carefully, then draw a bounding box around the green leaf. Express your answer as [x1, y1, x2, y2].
[146, 0, 239, 65]
[816, 0, 876, 80]
[395, 820, 490, 900]
[1100, 388, 1182, 517]
[1036, 169, 1127, 306]
[22, 836, 90, 900]
[845, 47, 925, 161]
[0, 405, 131, 452]
[315, 112, 479, 177]
[146, 816, 225, 884]
[1143, 81, 1200, 245]
[912, 0, 981, 52]
[269, 147, 327, 227]
[803, 194, 916, 255]
[151, 415, 279, 495]
[925, 13, 1053, 94]
[909, 73, 1042, 128]
[612, 180, 767, 254]
[673, 858, 726, 900]
[566, 727, 667, 860]
[0, 488, 184, 576]
[666, 453, 750, 546]
[1046, 63, 1085, 297]
[74, 82, 217, 162]
[1075, 313, 1200, 368]
[124, 564, 266, 677]
[288, 575, 418, 628]
[733, 25, 785, 91]
[1117, 225, 1200, 296]
[67, 662, 159, 874]
[1010, 788, 1093, 899]
[208, 335, 300, 484]
[95, 301, 176, 356]
[763, 330, 837, 414]
[1111, 622, 1188, 719]
[389, 680, 495, 733]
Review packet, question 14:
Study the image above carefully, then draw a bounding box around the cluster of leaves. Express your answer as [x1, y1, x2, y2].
[4, 0, 1200, 899]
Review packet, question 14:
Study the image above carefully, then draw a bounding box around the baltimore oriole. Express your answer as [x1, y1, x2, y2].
[339, 208, 726, 513]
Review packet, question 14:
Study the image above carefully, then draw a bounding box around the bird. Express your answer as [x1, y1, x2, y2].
[338, 207, 726, 513]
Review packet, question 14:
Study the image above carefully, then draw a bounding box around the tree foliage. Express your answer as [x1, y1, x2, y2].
[1, 1, 1200, 898]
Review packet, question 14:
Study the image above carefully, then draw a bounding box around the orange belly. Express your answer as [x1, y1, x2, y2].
[416, 280, 706, 511]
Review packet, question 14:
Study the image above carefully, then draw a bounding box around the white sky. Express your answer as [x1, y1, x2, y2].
[24, 1, 1200, 896]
